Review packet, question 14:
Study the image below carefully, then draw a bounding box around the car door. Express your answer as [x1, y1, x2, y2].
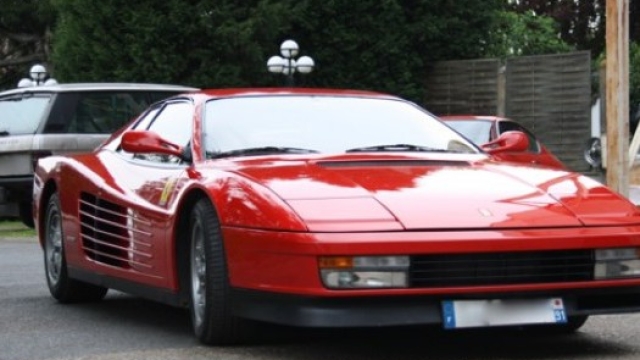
[79, 99, 195, 288]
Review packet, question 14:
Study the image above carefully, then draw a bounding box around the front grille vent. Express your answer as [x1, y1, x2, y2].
[410, 250, 594, 288]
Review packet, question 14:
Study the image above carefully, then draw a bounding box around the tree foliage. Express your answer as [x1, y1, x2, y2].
[511, 0, 605, 56]
[0, 0, 57, 89]
[484, 10, 573, 58]
[287, 0, 502, 100]
[50, 0, 502, 102]
[52, 0, 299, 87]
[512, 0, 640, 58]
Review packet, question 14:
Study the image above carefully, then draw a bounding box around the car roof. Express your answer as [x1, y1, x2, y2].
[0, 83, 198, 96]
[440, 115, 507, 122]
[190, 87, 400, 100]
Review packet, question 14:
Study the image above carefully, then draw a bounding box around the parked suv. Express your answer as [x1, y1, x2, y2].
[0, 83, 197, 226]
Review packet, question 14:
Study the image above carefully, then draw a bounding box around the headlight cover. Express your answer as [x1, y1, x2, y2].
[595, 248, 640, 279]
[319, 255, 409, 289]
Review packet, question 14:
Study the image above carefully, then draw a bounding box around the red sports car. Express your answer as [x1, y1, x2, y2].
[34, 89, 640, 345]
[440, 115, 566, 170]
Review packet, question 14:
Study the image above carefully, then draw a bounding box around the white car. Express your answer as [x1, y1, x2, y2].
[0, 83, 197, 226]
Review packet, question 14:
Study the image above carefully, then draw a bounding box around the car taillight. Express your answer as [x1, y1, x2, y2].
[32, 151, 53, 171]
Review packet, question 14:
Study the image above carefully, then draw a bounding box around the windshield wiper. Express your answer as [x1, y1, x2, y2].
[208, 146, 320, 159]
[345, 144, 450, 153]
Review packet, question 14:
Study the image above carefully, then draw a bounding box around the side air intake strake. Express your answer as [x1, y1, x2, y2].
[79, 193, 153, 269]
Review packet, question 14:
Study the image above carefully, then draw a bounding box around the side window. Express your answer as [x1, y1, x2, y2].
[66, 92, 148, 134]
[498, 121, 540, 153]
[0, 94, 51, 135]
[147, 101, 193, 146]
[131, 106, 162, 131]
[131, 101, 193, 164]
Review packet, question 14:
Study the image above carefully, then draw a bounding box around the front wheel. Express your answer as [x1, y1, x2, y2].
[44, 194, 108, 303]
[188, 198, 248, 345]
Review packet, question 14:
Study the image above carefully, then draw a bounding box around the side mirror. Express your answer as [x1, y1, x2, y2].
[121, 130, 184, 158]
[481, 131, 529, 154]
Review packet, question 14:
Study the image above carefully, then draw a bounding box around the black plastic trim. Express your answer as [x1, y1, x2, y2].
[229, 286, 640, 328]
[68, 266, 186, 308]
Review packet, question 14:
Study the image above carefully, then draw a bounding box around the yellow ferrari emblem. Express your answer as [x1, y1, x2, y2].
[159, 178, 177, 206]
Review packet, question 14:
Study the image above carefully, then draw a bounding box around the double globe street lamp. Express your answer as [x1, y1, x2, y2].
[17, 64, 58, 88]
[267, 39, 314, 86]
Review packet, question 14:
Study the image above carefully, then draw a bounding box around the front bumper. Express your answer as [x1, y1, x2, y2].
[230, 286, 640, 328]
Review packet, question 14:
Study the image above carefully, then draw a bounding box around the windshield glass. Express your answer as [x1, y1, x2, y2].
[443, 120, 493, 145]
[204, 96, 478, 156]
[0, 95, 51, 135]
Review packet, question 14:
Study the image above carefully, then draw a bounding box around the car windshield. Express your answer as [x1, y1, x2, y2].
[0, 95, 51, 135]
[443, 119, 493, 145]
[203, 96, 478, 157]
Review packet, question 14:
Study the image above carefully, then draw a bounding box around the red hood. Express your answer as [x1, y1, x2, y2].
[221, 155, 640, 230]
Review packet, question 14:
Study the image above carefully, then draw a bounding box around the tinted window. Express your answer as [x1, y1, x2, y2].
[0, 95, 51, 135]
[43, 91, 182, 134]
[149, 92, 183, 103]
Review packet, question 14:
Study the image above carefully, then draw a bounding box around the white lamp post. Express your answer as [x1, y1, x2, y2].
[17, 64, 58, 88]
[267, 39, 314, 86]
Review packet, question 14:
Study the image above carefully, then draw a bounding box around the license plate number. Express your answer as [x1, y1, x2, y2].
[441, 298, 567, 329]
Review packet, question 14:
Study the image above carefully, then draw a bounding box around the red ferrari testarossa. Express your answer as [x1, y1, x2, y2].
[34, 88, 640, 344]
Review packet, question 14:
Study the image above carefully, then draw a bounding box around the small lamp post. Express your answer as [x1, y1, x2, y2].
[267, 39, 314, 86]
[17, 64, 58, 88]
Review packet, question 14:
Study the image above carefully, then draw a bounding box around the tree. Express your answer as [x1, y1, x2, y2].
[51, 0, 503, 103]
[0, 0, 57, 90]
[483, 10, 573, 58]
[511, 0, 605, 57]
[52, 0, 299, 87]
[288, 0, 502, 101]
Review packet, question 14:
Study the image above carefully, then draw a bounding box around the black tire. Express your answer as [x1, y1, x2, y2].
[19, 201, 34, 228]
[556, 315, 589, 333]
[44, 194, 108, 303]
[524, 315, 589, 335]
[188, 198, 249, 345]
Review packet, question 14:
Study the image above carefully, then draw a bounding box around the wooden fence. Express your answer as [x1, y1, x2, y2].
[424, 51, 592, 172]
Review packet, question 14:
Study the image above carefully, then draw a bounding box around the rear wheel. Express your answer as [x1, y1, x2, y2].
[189, 198, 248, 345]
[44, 194, 108, 303]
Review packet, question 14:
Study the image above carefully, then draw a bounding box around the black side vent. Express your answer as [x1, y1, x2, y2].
[318, 160, 468, 168]
[79, 193, 131, 268]
[410, 250, 594, 288]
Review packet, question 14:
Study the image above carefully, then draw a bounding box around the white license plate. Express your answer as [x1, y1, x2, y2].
[441, 298, 567, 329]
